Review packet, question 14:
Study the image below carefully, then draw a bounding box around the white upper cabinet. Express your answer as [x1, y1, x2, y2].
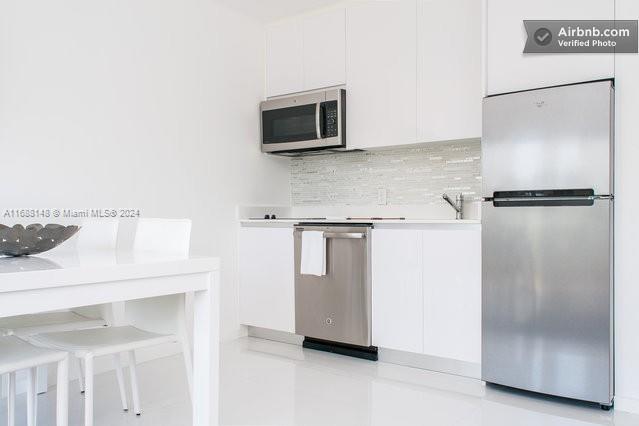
[372, 229, 423, 353]
[266, 8, 346, 97]
[301, 8, 346, 91]
[239, 226, 295, 333]
[346, 0, 417, 149]
[266, 20, 304, 97]
[266, 0, 483, 147]
[485, 0, 615, 95]
[417, 0, 482, 143]
[422, 227, 481, 363]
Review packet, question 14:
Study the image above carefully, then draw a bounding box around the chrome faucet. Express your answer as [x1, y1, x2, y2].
[443, 193, 464, 220]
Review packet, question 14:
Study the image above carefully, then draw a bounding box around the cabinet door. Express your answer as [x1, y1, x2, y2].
[417, 0, 481, 143]
[372, 229, 423, 353]
[346, 0, 417, 149]
[301, 8, 346, 90]
[485, 0, 614, 95]
[266, 20, 304, 97]
[239, 227, 295, 332]
[422, 227, 481, 363]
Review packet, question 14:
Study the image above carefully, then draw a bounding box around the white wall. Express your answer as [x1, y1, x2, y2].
[614, 0, 639, 413]
[0, 0, 290, 340]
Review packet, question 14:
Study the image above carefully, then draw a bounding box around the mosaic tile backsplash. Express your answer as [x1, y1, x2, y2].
[290, 140, 482, 206]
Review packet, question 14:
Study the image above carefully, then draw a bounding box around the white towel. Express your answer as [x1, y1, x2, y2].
[300, 231, 326, 276]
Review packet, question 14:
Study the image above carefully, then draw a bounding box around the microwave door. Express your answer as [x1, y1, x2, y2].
[261, 102, 321, 152]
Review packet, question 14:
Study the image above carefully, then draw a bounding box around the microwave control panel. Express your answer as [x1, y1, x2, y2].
[323, 100, 339, 137]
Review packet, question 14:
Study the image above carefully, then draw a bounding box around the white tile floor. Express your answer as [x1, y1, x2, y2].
[2, 337, 639, 426]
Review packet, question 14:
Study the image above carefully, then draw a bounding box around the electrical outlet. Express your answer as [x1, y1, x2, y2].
[377, 188, 387, 205]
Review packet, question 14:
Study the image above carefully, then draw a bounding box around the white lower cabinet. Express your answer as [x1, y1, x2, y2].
[422, 228, 481, 363]
[372, 226, 481, 364]
[239, 226, 295, 333]
[372, 229, 423, 353]
[239, 225, 481, 363]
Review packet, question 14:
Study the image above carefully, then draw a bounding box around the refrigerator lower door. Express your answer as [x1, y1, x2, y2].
[482, 200, 613, 405]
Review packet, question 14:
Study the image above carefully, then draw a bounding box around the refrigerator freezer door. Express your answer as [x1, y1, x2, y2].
[481, 199, 613, 404]
[482, 80, 613, 197]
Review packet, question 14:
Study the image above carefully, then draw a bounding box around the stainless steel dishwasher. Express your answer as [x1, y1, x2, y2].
[294, 223, 377, 360]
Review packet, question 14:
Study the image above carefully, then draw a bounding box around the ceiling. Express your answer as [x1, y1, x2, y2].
[217, 0, 344, 23]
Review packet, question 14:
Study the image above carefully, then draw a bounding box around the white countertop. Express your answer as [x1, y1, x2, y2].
[239, 218, 480, 225]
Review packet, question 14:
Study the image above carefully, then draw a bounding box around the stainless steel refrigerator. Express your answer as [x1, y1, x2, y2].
[481, 80, 614, 408]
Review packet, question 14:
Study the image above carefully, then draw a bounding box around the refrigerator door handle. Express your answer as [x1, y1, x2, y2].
[486, 189, 613, 207]
[489, 194, 613, 206]
[496, 196, 596, 203]
[492, 197, 596, 207]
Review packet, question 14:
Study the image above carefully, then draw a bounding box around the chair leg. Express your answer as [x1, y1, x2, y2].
[56, 357, 69, 426]
[77, 357, 85, 393]
[180, 335, 194, 401]
[128, 350, 141, 415]
[7, 372, 15, 426]
[36, 365, 48, 394]
[27, 367, 37, 426]
[113, 354, 129, 411]
[84, 355, 94, 426]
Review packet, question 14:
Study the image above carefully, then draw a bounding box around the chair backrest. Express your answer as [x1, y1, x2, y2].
[126, 218, 192, 335]
[77, 219, 119, 250]
[52, 218, 119, 254]
[68, 219, 120, 320]
[133, 218, 191, 256]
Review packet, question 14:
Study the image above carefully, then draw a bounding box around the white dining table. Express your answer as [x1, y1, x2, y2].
[0, 250, 220, 426]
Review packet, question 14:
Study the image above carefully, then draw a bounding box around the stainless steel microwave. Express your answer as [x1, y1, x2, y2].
[260, 89, 345, 154]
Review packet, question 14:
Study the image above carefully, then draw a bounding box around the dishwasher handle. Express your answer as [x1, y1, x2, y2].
[323, 232, 366, 239]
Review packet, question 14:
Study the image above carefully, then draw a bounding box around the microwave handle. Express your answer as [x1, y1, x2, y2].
[315, 102, 322, 139]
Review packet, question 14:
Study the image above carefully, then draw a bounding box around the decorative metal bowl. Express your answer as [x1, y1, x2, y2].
[0, 224, 80, 257]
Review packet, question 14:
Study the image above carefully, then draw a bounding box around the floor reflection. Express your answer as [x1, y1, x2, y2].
[220, 337, 637, 426]
[1, 337, 635, 425]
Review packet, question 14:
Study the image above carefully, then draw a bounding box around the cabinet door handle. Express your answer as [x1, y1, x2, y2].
[315, 102, 322, 139]
[323, 232, 366, 239]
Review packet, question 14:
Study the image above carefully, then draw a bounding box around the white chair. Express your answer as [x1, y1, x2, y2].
[131, 218, 194, 392]
[75, 219, 120, 251]
[133, 218, 191, 256]
[0, 312, 106, 338]
[0, 219, 118, 336]
[1, 336, 69, 426]
[0, 219, 119, 399]
[29, 218, 193, 426]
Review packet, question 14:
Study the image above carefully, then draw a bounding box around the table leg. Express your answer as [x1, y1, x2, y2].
[192, 271, 220, 426]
